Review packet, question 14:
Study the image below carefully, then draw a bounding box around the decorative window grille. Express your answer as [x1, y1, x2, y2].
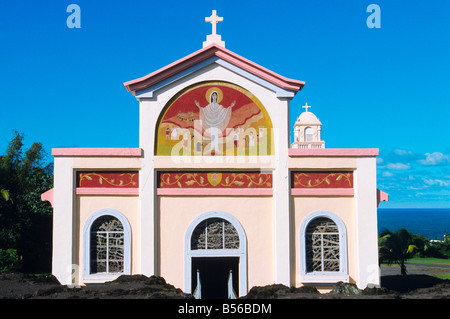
[305, 217, 340, 272]
[191, 218, 239, 250]
[305, 127, 314, 142]
[90, 215, 124, 274]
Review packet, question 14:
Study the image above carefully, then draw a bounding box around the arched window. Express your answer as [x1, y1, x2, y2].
[191, 218, 239, 250]
[300, 211, 348, 283]
[90, 215, 125, 274]
[305, 217, 339, 272]
[83, 209, 131, 283]
[305, 127, 314, 142]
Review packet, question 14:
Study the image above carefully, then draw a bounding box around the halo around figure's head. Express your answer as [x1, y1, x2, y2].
[205, 87, 223, 103]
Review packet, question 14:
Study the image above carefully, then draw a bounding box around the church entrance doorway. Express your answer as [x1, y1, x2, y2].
[185, 212, 247, 298]
[191, 257, 239, 299]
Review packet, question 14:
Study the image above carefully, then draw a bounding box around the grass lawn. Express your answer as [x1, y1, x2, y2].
[381, 257, 450, 280]
[406, 257, 450, 265]
[407, 257, 450, 280]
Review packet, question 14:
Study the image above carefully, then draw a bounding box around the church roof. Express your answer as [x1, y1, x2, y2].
[123, 43, 305, 96]
[296, 111, 321, 125]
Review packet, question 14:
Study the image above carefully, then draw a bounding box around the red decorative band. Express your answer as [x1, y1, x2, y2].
[292, 171, 353, 188]
[157, 188, 272, 196]
[158, 172, 272, 188]
[291, 189, 354, 196]
[76, 188, 139, 195]
[77, 172, 139, 188]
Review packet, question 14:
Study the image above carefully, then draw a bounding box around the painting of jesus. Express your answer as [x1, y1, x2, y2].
[156, 81, 273, 156]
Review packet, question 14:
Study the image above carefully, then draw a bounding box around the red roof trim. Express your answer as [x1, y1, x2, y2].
[52, 148, 143, 157]
[288, 148, 379, 157]
[124, 43, 305, 95]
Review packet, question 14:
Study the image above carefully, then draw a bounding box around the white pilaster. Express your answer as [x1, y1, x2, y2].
[273, 97, 291, 286]
[354, 157, 380, 288]
[139, 98, 157, 276]
[52, 156, 75, 285]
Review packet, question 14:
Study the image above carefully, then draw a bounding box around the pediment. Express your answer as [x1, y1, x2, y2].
[124, 43, 304, 99]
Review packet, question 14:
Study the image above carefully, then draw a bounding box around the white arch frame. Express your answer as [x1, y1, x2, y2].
[184, 211, 247, 297]
[299, 210, 349, 283]
[82, 208, 132, 283]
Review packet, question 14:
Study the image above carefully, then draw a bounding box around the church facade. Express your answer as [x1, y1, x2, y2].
[42, 11, 388, 297]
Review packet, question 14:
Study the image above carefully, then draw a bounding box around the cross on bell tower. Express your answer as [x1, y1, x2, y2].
[203, 10, 225, 48]
[302, 102, 311, 112]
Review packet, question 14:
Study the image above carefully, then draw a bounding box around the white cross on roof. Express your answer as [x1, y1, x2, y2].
[205, 10, 223, 36]
[203, 10, 225, 48]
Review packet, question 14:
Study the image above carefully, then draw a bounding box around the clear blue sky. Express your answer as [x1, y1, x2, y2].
[0, 0, 449, 208]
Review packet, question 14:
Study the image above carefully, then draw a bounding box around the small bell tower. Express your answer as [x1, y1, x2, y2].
[291, 103, 325, 149]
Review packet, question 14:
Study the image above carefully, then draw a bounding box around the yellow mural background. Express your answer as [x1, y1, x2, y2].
[156, 81, 274, 156]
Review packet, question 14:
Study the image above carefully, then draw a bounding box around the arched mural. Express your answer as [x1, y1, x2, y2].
[156, 81, 273, 156]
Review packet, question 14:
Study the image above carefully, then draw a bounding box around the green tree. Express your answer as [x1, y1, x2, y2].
[0, 131, 53, 273]
[379, 228, 417, 276]
[0, 188, 9, 201]
[411, 232, 448, 258]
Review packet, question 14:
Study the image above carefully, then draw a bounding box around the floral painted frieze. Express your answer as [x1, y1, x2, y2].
[292, 172, 353, 188]
[158, 172, 272, 188]
[77, 172, 139, 188]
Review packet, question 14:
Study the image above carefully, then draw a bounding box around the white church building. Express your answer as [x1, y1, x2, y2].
[42, 10, 388, 298]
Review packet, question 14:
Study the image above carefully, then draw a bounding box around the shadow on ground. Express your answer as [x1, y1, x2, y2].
[381, 275, 446, 293]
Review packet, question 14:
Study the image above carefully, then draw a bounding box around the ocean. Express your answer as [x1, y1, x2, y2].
[377, 208, 450, 240]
